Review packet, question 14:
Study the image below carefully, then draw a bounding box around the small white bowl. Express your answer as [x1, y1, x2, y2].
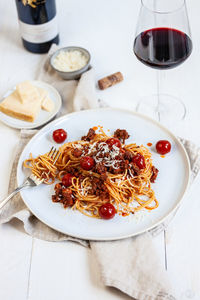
[50, 46, 91, 80]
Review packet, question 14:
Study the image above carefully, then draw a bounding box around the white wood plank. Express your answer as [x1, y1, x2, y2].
[0, 125, 19, 199]
[0, 115, 32, 300]
[165, 174, 200, 299]
[0, 222, 32, 300]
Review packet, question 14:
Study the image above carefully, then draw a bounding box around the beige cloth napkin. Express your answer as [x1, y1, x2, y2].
[1, 45, 200, 300]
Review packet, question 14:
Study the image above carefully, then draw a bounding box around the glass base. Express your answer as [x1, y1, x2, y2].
[136, 93, 186, 123]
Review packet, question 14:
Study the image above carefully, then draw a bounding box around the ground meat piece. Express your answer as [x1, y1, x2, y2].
[99, 191, 110, 201]
[89, 177, 109, 199]
[55, 189, 61, 196]
[78, 174, 85, 182]
[54, 183, 62, 196]
[108, 160, 123, 174]
[100, 173, 108, 181]
[115, 152, 124, 161]
[66, 167, 79, 177]
[52, 195, 60, 202]
[72, 148, 82, 158]
[54, 183, 62, 191]
[120, 159, 129, 171]
[52, 182, 75, 207]
[62, 188, 74, 207]
[95, 162, 107, 174]
[62, 188, 71, 198]
[150, 166, 159, 183]
[128, 162, 141, 176]
[114, 129, 130, 143]
[81, 128, 96, 141]
[124, 150, 133, 161]
[89, 177, 99, 194]
[111, 167, 123, 174]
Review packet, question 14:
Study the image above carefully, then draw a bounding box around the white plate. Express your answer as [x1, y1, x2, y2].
[0, 81, 62, 129]
[17, 108, 190, 240]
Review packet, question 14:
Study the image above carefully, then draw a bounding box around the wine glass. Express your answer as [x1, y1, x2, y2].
[133, 0, 192, 122]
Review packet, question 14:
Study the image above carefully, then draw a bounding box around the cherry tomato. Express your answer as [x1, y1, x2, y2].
[62, 173, 74, 187]
[99, 203, 116, 219]
[132, 153, 146, 169]
[106, 138, 121, 148]
[156, 140, 171, 155]
[80, 156, 95, 170]
[53, 129, 67, 144]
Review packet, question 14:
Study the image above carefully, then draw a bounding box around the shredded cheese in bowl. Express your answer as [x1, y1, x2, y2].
[53, 50, 88, 72]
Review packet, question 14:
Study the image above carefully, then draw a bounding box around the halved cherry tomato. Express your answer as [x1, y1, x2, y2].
[80, 156, 95, 170]
[62, 173, 74, 187]
[156, 140, 171, 155]
[53, 129, 67, 144]
[106, 138, 121, 148]
[99, 203, 116, 219]
[132, 153, 146, 169]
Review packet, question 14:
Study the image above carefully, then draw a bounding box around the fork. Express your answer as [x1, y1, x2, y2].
[0, 146, 61, 210]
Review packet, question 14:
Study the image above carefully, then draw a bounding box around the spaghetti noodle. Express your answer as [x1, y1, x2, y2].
[24, 127, 159, 219]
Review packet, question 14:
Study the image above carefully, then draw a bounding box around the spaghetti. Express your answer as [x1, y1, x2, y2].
[24, 127, 159, 219]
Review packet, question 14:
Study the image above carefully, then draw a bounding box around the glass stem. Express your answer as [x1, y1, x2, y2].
[156, 70, 165, 122]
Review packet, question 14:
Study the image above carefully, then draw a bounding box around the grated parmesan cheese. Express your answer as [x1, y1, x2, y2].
[79, 183, 92, 196]
[53, 50, 88, 72]
[91, 142, 122, 169]
[72, 143, 83, 149]
[87, 142, 98, 155]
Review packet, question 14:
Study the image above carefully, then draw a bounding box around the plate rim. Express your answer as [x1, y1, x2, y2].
[0, 80, 62, 130]
[17, 107, 191, 241]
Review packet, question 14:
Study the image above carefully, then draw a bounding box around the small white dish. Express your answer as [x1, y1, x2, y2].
[0, 80, 62, 129]
[50, 46, 91, 80]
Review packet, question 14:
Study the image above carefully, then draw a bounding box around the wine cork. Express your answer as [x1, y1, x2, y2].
[98, 72, 124, 90]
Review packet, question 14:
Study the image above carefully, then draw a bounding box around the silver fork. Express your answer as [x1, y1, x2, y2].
[0, 146, 61, 210]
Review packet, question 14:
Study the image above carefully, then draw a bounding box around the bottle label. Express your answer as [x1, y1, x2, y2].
[18, 15, 58, 44]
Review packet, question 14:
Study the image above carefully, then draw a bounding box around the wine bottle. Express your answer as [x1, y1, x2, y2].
[15, 0, 59, 54]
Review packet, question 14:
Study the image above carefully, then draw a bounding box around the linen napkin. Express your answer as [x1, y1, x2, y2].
[1, 44, 200, 300]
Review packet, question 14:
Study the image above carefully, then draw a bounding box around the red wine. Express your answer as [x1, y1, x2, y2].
[134, 27, 192, 69]
[15, 0, 59, 54]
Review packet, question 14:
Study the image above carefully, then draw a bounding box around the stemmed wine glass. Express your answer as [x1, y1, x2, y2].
[133, 0, 192, 122]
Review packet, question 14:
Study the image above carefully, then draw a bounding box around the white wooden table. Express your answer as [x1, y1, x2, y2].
[0, 1, 200, 299]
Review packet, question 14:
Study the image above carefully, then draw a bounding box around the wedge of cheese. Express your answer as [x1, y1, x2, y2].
[41, 96, 55, 112]
[37, 87, 48, 102]
[38, 87, 55, 112]
[0, 91, 41, 122]
[16, 81, 40, 104]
